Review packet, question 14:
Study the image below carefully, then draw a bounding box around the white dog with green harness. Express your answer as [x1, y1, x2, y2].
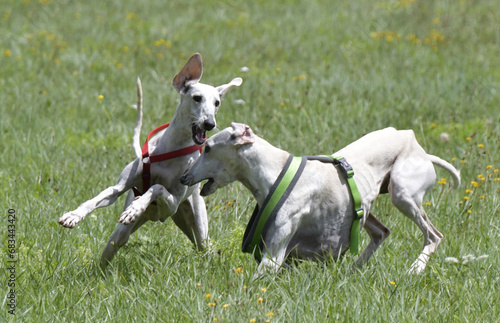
[180, 123, 460, 278]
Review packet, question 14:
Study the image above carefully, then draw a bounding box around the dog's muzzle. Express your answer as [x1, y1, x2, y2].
[192, 118, 215, 145]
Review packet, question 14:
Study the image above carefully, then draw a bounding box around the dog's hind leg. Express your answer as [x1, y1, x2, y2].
[389, 159, 443, 274]
[171, 192, 208, 251]
[100, 191, 149, 268]
[355, 213, 391, 268]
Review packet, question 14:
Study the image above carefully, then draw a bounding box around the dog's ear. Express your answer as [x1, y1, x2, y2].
[231, 122, 255, 146]
[172, 53, 203, 93]
[216, 78, 243, 97]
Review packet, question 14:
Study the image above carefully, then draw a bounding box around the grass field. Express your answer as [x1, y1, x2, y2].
[1, 0, 499, 321]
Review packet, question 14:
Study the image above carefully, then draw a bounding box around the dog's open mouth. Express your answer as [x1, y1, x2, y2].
[200, 178, 215, 196]
[192, 124, 207, 145]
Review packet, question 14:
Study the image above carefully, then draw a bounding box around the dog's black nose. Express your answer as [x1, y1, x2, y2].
[203, 119, 216, 131]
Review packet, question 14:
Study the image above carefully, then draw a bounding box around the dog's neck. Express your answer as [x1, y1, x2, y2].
[238, 137, 290, 205]
[159, 101, 196, 149]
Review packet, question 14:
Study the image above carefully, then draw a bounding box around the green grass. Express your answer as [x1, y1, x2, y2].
[1, 0, 499, 321]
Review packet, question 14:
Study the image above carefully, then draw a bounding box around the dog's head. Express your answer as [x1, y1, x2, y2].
[180, 122, 255, 195]
[173, 53, 242, 145]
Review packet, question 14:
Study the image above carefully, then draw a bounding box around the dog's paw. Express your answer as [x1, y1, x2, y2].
[119, 205, 142, 224]
[58, 212, 82, 228]
[407, 260, 427, 275]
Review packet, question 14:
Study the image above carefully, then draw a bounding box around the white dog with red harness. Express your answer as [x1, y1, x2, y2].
[58, 54, 242, 267]
[180, 123, 460, 278]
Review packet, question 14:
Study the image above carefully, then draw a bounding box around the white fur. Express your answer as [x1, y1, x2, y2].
[58, 54, 242, 267]
[180, 123, 460, 278]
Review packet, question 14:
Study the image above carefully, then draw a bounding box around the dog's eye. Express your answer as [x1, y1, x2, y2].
[204, 145, 211, 153]
[193, 95, 202, 103]
[214, 100, 220, 108]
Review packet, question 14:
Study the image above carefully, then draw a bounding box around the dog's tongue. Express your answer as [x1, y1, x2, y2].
[192, 125, 207, 145]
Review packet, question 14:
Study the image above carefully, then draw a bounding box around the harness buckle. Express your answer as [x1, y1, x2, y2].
[355, 208, 364, 220]
[335, 157, 354, 178]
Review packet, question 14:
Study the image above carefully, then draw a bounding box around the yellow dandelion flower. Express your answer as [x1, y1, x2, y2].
[390, 281, 396, 285]
[250, 319, 256, 323]
[471, 181, 480, 187]
[213, 319, 219, 322]
[222, 304, 229, 309]
[452, 157, 457, 161]
[494, 178, 499, 182]
[431, 123, 437, 129]
[480, 177, 486, 181]
[257, 298, 264, 304]
[208, 302, 216, 307]
[465, 189, 472, 194]
[243, 285, 247, 291]
[425, 202, 431, 206]
[4, 49, 12, 57]
[460, 160, 466, 164]
[126, 12, 135, 20]
[123, 46, 129, 52]
[205, 293, 213, 299]
[267, 312, 275, 317]
[276, 67, 281, 72]
[494, 169, 498, 174]
[433, 18, 440, 24]
[293, 76, 299, 81]
[467, 210, 472, 214]
[260, 287, 267, 293]
[480, 195, 485, 199]
[486, 165, 492, 169]
[280, 102, 285, 107]
[299, 75, 306, 80]
[466, 137, 471, 141]
[196, 283, 202, 287]
[478, 144, 484, 148]
[464, 196, 469, 201]
[214, 205, 220, 209]
[227, 201, 233, 206]
[98, 95, 104, 100]
[386, 34, 394, 42]
[235, 267, 244, 275]
[459, 201, 463, 205]
[437, 178, 447, 185]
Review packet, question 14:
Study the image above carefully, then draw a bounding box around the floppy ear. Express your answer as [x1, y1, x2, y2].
[216, 77, 243, 97]
[172, 53, 203, 93]
[231, 122, 255, 145]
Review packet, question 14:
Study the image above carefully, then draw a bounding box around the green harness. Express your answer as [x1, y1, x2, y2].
[241, 154, 364, 262]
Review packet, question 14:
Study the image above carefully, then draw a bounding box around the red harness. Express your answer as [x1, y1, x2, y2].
[133, 122, 203, 197]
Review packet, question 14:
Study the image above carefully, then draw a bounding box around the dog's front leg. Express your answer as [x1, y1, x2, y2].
[253, 226, 294, 279]
[171, 186, 209, 250]
[119, 184, 181, 224]
[59, 161, 141, 228]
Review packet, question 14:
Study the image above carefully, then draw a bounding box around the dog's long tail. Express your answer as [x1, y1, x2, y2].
[428, 154, 461, 189]
[132, 77, 143, 160]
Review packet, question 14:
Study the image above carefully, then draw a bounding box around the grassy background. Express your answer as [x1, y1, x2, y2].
[1, 0, 499, 321]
